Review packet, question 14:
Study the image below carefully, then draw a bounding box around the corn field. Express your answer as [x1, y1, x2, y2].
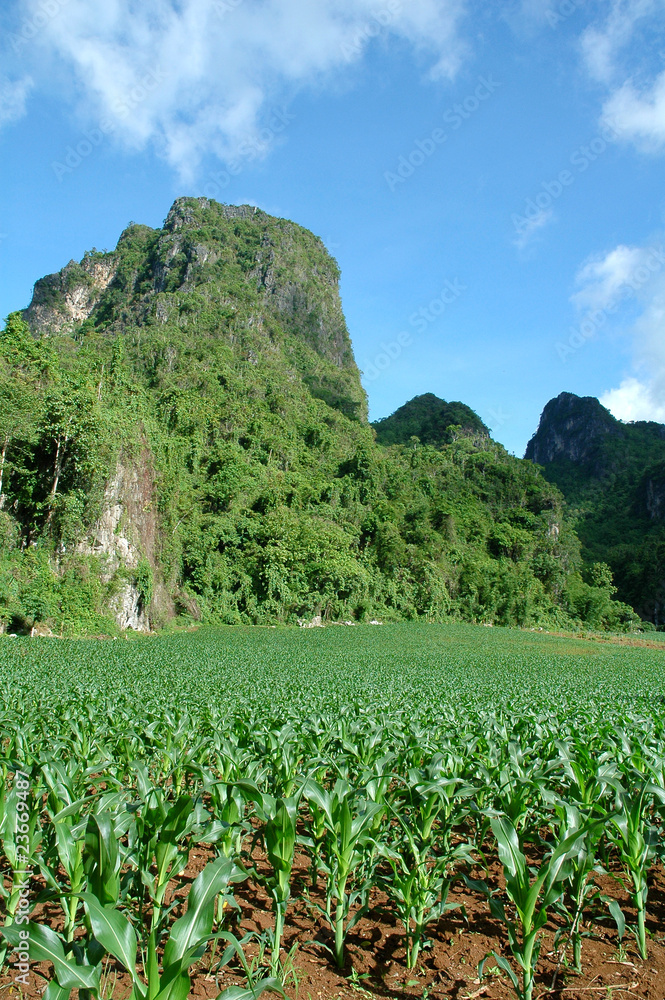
[1, 624, 665, 999]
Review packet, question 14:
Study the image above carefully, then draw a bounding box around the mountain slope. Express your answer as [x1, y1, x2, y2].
[0, 200, 636, 634]
[526, 392, 665, 625]
[372, 393, 488, 447]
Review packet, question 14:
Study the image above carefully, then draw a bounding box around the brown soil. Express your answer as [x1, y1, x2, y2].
[526, 628, 665, 651]
[3, 845, 665, 1000]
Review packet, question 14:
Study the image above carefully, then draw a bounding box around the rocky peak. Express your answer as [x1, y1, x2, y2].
[25, 254, 118, 335]
[23, 197, 359, 381]
[525, 392, 620, 469]
[164, 197, 260, 232]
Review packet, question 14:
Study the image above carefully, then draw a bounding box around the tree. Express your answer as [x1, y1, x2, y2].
[0, 314, 43, 507]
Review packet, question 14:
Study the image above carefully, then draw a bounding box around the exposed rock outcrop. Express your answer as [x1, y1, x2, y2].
[24, 256, 118, 335]
[638, 463, 665, 523]
[525, 392, 620, 471]
[76, 449, 159, 631]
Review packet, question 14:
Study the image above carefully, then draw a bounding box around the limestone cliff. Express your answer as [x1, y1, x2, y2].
[526, 391, 665, 625]
[25, 256, 118, 335]
[16, 197, 372, 630]
[76, 451, 163, 631]
[525, 392, 621, 473]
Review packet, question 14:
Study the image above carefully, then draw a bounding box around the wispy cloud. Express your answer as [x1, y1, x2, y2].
[580, 0, 659, 84]
[602, 70, 665, 151]
[572, 243, 663, 310]
[3, 0, 470, 180]
[0, 75, 32, 130]
[579, 0, 665, 152]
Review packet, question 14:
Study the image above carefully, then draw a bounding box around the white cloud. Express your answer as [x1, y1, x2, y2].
[600, 377, 665, 422]
[580, 0, 659, 84]
[512, 207, 554, 253]
[572, 243, 665, 311]
[0, 75, 32, 129]
[602, 70, 665, 151]
[590, 237, 665, 423]
[8, 0, 469, 179]
[580, 0, 665, 152]
[499, 0, 554, 36]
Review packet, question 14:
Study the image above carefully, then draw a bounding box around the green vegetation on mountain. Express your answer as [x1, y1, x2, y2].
[526, 392, 665, 627]
[0, 200, 638, 634]
[371, 392, 488, 446]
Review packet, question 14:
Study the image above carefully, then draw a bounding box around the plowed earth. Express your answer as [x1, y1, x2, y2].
[3, 843, 665, 1000]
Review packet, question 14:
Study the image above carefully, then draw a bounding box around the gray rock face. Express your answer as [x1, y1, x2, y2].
[162, 197, 356, 372]
[24, 256, 117, 335]
[165, 197, 256, 230]
[76, 452, 158, 632]
[113, 581, 149, 632]
[640, 467, 665, 522]
[645, 481, 665, 520]
[525, 392, 620, 469]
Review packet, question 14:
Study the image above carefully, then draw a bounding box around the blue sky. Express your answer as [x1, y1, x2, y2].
[1, 0, 665, 455]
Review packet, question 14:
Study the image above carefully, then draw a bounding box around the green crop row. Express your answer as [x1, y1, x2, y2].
[1, 624, 664, 1000]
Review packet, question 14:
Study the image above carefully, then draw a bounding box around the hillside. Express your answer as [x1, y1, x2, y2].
[526, 392, 665, 625]
[372, 393, 488, 446]
[0, 199, 638, 634]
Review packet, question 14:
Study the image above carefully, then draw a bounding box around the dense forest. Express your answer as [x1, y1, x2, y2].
[371, 393, 489, 446]
[0, 198, 641, 634]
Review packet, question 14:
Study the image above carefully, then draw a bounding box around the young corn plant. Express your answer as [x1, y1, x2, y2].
[549, 803, 613, 974]
[235, 780, 299, 979]
[124, 767, 199, 978]
[477, 813, 592, 1000]
[83, 811, 123, 907]
[607, 772, 665, 961]
[554, 739, 622, 810]
[302, 778, 384, 970]
[3, 855, 279, 1000]
[300, 790, 328, 888]
[204, 774, 249, 859]
[258, 726, 303, 797]
[39, 806, 89, 943]
[381, 768, 475, 969]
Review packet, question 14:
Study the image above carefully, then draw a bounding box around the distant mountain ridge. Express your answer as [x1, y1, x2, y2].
[526, 391, 665, 625]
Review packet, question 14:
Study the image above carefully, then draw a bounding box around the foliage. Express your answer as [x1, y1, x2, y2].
[372, 392, 488, 446]
[526, 393, 665, 627]
[0, 199, 635, 633]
